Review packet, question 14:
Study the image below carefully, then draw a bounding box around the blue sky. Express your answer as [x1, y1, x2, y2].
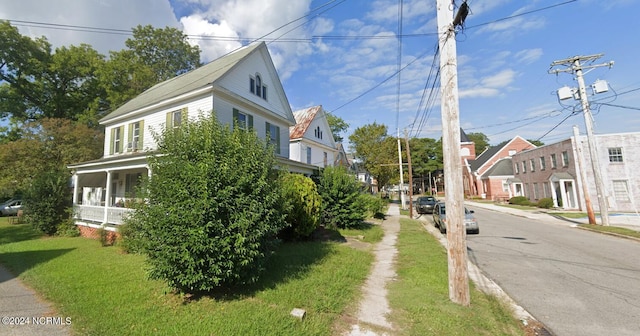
[2, 0, 639, 146]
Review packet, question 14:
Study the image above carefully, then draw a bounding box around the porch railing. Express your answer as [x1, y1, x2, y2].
[74, 205, 134, 225]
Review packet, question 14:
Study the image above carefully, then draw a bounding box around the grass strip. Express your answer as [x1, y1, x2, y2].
[387, 218, 526, 336]
[577, 223, 640, 239]
[0, 220, 372, 336]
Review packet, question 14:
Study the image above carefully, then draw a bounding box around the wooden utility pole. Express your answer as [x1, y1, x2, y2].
[550, 54, 613, 226]
[573, 126, 596, 224]
[436, 0, 469, 306]
[405, 130, 414, 218]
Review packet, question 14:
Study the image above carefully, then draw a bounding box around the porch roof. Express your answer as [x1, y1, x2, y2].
[68, 152, 150, 172]
[550, 172, 574, 182]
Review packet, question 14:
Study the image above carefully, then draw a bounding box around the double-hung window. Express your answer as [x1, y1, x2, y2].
[562, 151, 569, 167]
[608, 147, 623, 162]
[306, 147, 312, 164]
[550, 154, 557, 168]
[233, 108, 253, 130]
[540, 156, 546, 170]
[166, 108, 187, 130]
[266, 122, 280, 154]
[128, 121, 144, 151]
[110, 126, 124, 154]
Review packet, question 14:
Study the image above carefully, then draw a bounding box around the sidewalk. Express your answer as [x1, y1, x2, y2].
[465, 200, 640, 232]
[0, 265, 70, 336]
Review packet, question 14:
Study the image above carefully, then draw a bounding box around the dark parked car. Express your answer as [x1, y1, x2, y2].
[432, 202, 479, 234]
[0, 199, 22, 216]
[415, 196, 437, 214]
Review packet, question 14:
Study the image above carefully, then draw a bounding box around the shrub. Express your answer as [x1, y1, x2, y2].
[23, 168, 72, 235]
[56, 217, 80, 237]
[117, 222, 146, 254]
[317, 166, 366, 229]
[279, 173, 321, 241]
[124, 114, 287, 293]
[508, 196, 530, 206]
[359, 193, 387, 219]
[537, 198, 554, 209]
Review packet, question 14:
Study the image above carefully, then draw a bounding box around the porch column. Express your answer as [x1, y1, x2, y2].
[550, 181, 559, 207]
[104, 170, 112, 224]
[72, 173, 78, 205]
[559, 180, 568, 209]
[570, 182, 579, 209]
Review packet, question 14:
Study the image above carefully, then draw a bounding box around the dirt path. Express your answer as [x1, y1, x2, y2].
[346, 203, 401, 336]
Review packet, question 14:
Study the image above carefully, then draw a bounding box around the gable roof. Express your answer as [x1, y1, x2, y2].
[469, 136, 533, 172]
[100, 42, 264, 123]
[290, 105, 321, 139]
[481, 158, 513, 178]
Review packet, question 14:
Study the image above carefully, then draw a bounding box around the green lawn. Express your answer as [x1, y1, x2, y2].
[387, 218, 526, 336]
[577, 223, 640, 239]
[0, 218, 372, 335]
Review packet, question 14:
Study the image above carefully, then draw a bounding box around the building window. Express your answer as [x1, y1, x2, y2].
[514, 163, 519, 174]
[233, 108, 253, 130]
[314, 126, 323, 139]
[266, 122, 280, 154]
[250, 73, 267, 101]
[166, 108, 187, 129]
[502, 181, 510, 192]
[608, 147, 623, 162]
[540, 156, 546, 170]
[562, 151, 569, 167]
[128, 121, 144, 151]
[306, 147, 312, 164]
[125, 173, 142, 196]
[533, 183, 538, 199]
[323, 152, 328, 167]
[530, 159, 535, 172]
[110, 126, 124, 154]
[508, 149, 516, 156]
[612, 180, 630, 201]
[522, 161, 526, 173]
[550, 153, 557, 169]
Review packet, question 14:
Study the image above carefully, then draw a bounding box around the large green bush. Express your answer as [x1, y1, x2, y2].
[123, 114, 287, 293]
[279, 173, 321, 240]
[537, 197, 554, 209]
[23, 168, 72, 235]
[508, 196, 531, 206]
[317, 166, 366, 229]
[359, 193, 387, 219]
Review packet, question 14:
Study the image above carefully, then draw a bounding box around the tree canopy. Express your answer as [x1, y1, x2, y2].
[348, 122, 398, 189]
[326, 113, 349, 143]
[466, 132, 490, 155]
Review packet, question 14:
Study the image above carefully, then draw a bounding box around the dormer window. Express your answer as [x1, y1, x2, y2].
[250, 73, 267, 101]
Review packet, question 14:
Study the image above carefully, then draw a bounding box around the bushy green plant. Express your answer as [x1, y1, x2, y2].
[359, 193, 387, 219]
[23, 168, 72, 235]
[117, 222, 146, 254]
[56, 217, 80, 237]
[537, 197, 554, 209]
[279, 173, 321, 241]
[508, 196, 530, 206]
[124, 114, 287, 293]
[317, 166, 366, 229]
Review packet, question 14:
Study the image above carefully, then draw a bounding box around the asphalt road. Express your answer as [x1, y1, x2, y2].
[464, 206, 640, 336]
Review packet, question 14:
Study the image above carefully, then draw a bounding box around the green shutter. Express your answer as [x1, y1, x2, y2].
[166, 112, 172, 129]
[110, 128, 115, 155]
[138, 120, 144, 150]
[265, 122, 270, 140]
[118, 126, 124, 153]
[233, 108, 239, 128]
[248, 115, 253, 130]
[181, 107, 188, 124]
[275, 125, 280, 154]
[128, 123, 133, 150]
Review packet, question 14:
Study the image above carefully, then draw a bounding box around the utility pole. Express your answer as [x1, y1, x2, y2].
[397, 135, 405, 209]
[550, 54, 613, 226]
[573, 126, 596, 224]
[436, 0, 469, 306]
[404, 130, 414, 218]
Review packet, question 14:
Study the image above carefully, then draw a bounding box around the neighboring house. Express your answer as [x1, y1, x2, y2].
[512, 131, 640, 212]
[289, 105, 338, 168]
[68, 42, 316, 233]
[334, 143, 351, 168]
[462, 134, 536, 200]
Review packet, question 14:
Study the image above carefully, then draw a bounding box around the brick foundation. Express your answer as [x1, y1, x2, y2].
[77, 225, 120, 245]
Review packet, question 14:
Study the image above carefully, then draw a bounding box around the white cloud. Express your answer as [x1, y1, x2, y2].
[515, 48, 543, 64]
[180, 15, 241, 62]
[481, 69, 516, 88]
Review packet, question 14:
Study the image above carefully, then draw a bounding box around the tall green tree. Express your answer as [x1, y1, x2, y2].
[326, 113, 349, 142]
[408, 137, 443, 177]
[467, 132, 490, 155]
[100, 25, 202, 111]
[349, 122, 398, 189]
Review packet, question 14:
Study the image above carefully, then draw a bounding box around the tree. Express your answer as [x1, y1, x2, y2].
[467, 132, 490, 155]
[0, 21, 108, 127]
[317, 166, 366, 229]
[23, 168, 72, 235]
[0, 118, 103, 197]
[348, 123, 398, 188]
[100, 25, 202, 111]
[527, 139, 544, 147]
[124, 114, 287, 292]
[326, 113, 349, 142]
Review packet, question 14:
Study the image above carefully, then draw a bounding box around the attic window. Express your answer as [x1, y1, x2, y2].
[314, 126, 323, 139]
[250, 73, 267, 101]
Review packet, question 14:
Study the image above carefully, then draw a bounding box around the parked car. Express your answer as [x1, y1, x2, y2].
[0, 199, 22, 216]
[432, 202, 479, 234]
[415, 196, 437, 214]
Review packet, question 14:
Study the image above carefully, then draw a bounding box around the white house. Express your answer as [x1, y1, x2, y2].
[68, 42, 315, 233]
[289, 105, 338, 168]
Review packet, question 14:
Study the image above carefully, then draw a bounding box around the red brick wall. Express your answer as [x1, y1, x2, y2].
[77, 225, 120, 245]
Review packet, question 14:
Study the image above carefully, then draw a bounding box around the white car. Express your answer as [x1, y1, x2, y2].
[0, 199, 22, 216]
